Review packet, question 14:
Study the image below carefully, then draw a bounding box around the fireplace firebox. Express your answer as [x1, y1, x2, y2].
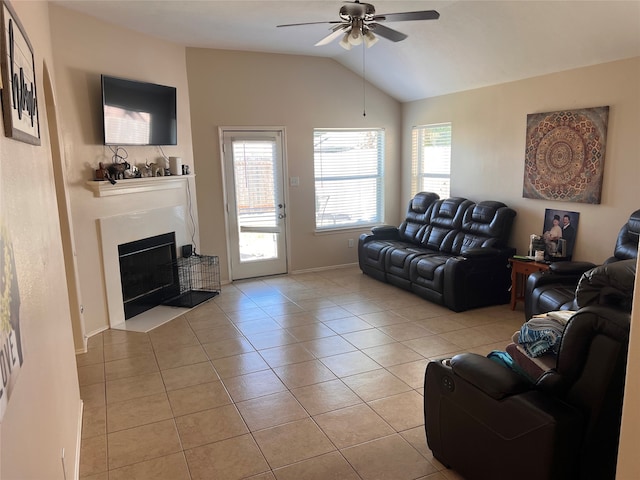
[118, 232, 180, 319]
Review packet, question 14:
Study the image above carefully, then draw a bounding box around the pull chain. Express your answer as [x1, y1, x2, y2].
[362, 44, 367, 117]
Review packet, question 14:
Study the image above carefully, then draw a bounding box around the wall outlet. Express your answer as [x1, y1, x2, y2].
[348, 239, 354, 248]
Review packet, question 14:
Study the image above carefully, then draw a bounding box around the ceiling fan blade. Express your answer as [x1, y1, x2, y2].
[315, 25, 350, 46]
[277, 20, 343, 28]
[373, 10, 440, 22]
[368, 23, 408, 42]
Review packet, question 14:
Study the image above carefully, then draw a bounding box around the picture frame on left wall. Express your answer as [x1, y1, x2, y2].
[0, 0, 40, 145]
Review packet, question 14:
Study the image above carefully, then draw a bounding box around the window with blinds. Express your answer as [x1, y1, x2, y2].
[314, 128, 384, 230]
[411, 123, 451, 198]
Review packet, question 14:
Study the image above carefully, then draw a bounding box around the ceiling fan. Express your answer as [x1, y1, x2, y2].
[277, 1, 440, 50]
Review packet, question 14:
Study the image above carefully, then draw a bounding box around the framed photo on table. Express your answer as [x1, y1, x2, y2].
[543, 208, 580, 260]
[0, 0, 40, 145]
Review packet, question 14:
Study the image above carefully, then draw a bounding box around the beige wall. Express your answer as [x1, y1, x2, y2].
[0, 1, 80, 478]
[185, 48, 402, 279]
[403, 57, 640, 264]
[49, 5, 198, 339]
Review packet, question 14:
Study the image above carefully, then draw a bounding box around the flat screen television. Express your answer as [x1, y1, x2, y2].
[101, 75, 177, 146]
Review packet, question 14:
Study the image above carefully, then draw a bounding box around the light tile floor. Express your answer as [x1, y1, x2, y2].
[77, 266, 526, 480]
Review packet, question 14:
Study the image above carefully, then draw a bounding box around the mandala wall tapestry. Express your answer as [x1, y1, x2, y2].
[522, 106, 609, 204]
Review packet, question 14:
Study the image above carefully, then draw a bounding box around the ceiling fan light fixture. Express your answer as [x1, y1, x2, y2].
[279, 3, 440, 50]
[349, 33, 363, 46]
[349, 28, 363, 46]
[364, 30, 378, 48]
[339, 32, 353, 50]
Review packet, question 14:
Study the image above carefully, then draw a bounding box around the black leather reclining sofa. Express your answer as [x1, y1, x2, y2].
[358, 192, 517, 312]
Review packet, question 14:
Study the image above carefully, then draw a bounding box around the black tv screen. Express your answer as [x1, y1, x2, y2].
[101, 75, 177, 146]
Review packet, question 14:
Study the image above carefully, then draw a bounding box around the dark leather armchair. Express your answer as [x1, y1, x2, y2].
[424, 259, 635, 480]
[525, 209, 639, 319]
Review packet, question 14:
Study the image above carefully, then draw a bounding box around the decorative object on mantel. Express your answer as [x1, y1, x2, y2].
[0, 0, 40, 145]
[149, 162, 165, 177]
[95, 159, 178, 183]
[522, 106, 609, 204]
[141, 161, 153, 178]
[86, 174, 194, 197]
[169, 156, 183, 176]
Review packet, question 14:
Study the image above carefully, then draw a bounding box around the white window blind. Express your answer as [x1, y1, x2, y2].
[314, 129, 384, 230]
[231, 139, 278, 229]
[411, 123, 451, 198]
[231, 138, 280, 262]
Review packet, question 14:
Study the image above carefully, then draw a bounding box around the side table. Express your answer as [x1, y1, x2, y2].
[508, 258, 550, 310]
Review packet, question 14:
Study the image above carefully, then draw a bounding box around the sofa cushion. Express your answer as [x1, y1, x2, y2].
[410, 191, 440, 214]
[461, 201, 516, 244]
[410, 253, 449, 288]
[398, 193, 438, 243]
[385, 245, 431, 281]
[428, 198, 472, 230]
[399, 222, 427, 244]
[451, 232, 499, 255]
[421, 225, 458, 253]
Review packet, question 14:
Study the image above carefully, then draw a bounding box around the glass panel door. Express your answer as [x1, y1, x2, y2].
[222, 129, 287, 280]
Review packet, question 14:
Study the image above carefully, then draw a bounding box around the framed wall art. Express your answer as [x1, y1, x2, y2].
[522, 106, 608, 204]
[0, 0, 40, 145]
[0, 221, 24, 421]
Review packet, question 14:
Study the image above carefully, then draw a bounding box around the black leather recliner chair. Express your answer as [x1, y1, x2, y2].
[424, 259, 635, 480]
[525, 209, 639, 319]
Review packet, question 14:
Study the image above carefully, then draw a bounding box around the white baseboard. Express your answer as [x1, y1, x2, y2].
[290, 262, 359, 275]
[73, 399, 83, 480]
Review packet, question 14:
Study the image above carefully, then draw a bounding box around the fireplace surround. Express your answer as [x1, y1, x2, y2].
[99, 205, 190, 329]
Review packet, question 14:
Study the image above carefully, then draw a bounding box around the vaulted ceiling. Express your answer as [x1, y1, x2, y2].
[52, 1, 640, 102]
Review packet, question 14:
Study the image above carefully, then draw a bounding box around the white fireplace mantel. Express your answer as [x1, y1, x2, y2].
[99, 206, 191, 329]
[86, 174, 194, 197]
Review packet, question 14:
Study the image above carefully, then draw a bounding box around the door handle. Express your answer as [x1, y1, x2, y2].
[278, 214, 286, 219]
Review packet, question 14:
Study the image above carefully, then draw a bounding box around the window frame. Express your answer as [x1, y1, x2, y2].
[313, 128, 385, 232]
[411, 123, 452, 199]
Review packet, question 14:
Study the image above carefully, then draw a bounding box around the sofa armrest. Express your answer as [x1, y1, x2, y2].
[366, 225, 400, 240]
[548, 261, 597, 275]
[461, 247, 501, 258]
[450, 353, 532, 400]
[525, 268, 590, 294]
[442, 248, 514, 311]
